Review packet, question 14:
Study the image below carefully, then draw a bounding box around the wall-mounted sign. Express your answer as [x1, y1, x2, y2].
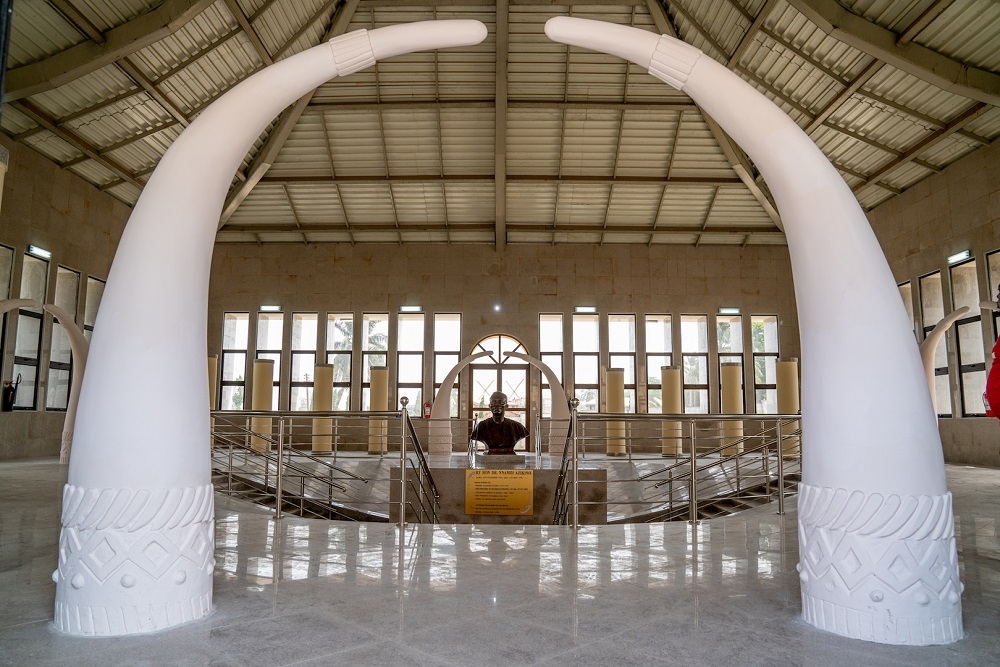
[465, 469, 534, 516]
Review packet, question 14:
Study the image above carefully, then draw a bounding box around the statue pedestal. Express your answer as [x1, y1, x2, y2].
[473, 453, 526, 467]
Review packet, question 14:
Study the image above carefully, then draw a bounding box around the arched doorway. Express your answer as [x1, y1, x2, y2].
[469, 334, 531, 450]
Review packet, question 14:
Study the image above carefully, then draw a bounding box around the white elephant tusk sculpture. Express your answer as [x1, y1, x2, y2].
[919, 307, 970, 416]
[545, 16, 961, 645]
[56, 19, 488, 636]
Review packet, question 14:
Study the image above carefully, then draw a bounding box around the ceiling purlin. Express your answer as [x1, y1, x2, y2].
[896, 0, 956, 45]
[280, 183, 308, 246]
[223, 0, 274, 66]
[601, 5, 636, 248]
[694, 185, 719, 247]
[494, 0, 509, 251]
[319, 109, 355, 245]
[219, 0, 361, 227]
[46, 0, 105, 43]
[648, 0, 783, 230]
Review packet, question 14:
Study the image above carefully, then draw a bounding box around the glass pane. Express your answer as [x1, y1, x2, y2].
[572, 314, 599, 353]
[223, 352, 246, 381]
[291, 352, 315, 382]
[645, 314, 671, 353]
[934, 373, 951, 416]
[472, 368, 497, 412]
[291, 313, 317, 351]
[754, 356, 777, 385]
[574, 387, 598, 412]
[363, 354, 386, 382]
[327, 352, 351, 384]
[680, 315, 708, 353]
[362, 387, 371, 411]
[751, 315, 778, 353]
[574, 355, 598, 384]
[0, 245, 12, 299]
[84, 278, 105, 328]
[11, 364, 36, 408]
[14, 314, 40, 358]
[327, 313, 353, 351]
[609, 354, 635, 384]
[256, 313, 283, 350]
[221, 385, 244, 410]
[476, 335, 500, 363]
[257, 352, 280, 382]
[399, 389, 421, 416]
[50, 323, 72, 364]
[957, 321, 985, 366]
[961, 370, 986, 416]
[625, 388, 636, 414]
[397, 353, 422, 383]
[920, 272, 944, 327]
[684, 389, 709, 414]
[646, 355, 672, 385]
[542, 387, 552, 418]
[499, 334, 522, 362]
[647, 388, 662, 413]
[683, 355, 707, 384]
[398, 313, 424, 351]
[223, 313, 249, 349]
[539, 314, 563, 352]
[290, 386, 312, 411]
[332, 387, 350, 411]
[541, 353, 562, 383]
[502, 370, 526, 408]
[363, 313, 389, 351]
[716, 315, 743, 353]
[987, 251, 1000, 306]
[755, 388, 777, 414]
[19, 255, 48, 305]
[950, 260, 980, 311]
[449, 387, 459, 419]
[435, 353, 459, 384]
[898, 282, 914, 332]
[608, 314, 635, 353]
[434, 313, 461, 351]
[54, 267, 80, 314]
[46, 368, 71, 410]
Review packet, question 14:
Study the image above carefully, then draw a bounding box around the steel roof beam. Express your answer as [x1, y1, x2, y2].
[495, 0, 509, 252]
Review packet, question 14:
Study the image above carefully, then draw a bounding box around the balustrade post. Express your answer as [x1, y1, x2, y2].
[776, 418, 785, 515]
[689, 420, 698, 523]
[400, 397, 409, 529]
[275, 417, 284, 520]
[571, 397, 580, 530]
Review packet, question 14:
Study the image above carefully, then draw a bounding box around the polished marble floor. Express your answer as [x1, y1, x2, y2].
[1, 458, 998, 666]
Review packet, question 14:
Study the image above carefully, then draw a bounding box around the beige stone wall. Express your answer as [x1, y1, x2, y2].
[868, 138, 1000, 467]
[208, 243, 800, 416]
[0, 135, 130, 459]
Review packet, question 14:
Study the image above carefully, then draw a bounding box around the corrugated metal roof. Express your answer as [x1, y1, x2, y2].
[4, 0, 999, 247]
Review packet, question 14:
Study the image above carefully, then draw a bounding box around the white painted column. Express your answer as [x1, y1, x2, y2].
[250, 359, 274, 452]
[720, 362, 743, 456]
[312, 364, 334, 452]
[777, 358, 800, 456]
[606, 368, 626, 455]
[369, 366, 388, 454]
[661, 365, 683, 456]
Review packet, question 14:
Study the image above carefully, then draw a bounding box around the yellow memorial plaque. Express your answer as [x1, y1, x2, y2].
[465, 470, 534, 516]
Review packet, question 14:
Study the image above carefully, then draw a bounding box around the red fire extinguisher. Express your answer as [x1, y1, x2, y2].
[423, 401, 432, 419]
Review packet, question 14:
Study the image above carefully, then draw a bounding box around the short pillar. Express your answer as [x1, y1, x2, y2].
[661, 365, 683, 455]
[606, 368, 626, 456]
[721, 362, 743, 456]
[777, 357, 800, 455]
[312, 364, 333, 452]
[250, 359, 274, 452]
[368, 366, 388, 454]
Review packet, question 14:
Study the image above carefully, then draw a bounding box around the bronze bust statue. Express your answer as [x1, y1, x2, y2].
[471, 391, 528, 455]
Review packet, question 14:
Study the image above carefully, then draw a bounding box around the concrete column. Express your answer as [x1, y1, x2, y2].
[606, 368, 626, 456]
[777, 357, 800, 455]
[721, 362, 743, 456]
[661, 365, 683, 456]
[312, 364, 333, 452]
[369, 366, 388, 454]
[250, 359, 274, 452]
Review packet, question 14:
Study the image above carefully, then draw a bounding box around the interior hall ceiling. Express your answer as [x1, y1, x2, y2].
[3, 0, 1000, 248]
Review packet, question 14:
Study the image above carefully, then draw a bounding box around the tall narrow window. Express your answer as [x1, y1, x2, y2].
[434, 313, 461, 418]
[680, 315, 709, 413]
[221, 313, 249, 410]
[397, 313, 424, 416]
[898, 282, 915, 339]
[717, 314, 744, 411]
[751, 315, 779, 413]
[608, 314, 636, 412]
[538, 314, 563, 417]
[256, 311, 284, 410]
[326, 313, 353, 411]
[46, 267, 80, 410]
[82, 277, 105, 343]
[289, 313, 317, 411]
[0, 245, 14, 373]
[951, 260, 986, 416]
[362, 313, 389, 410]
[645, 314, 672, 412]
[572, 313, 599, 412]
[988, 250, 1000, 338]
[13, 253, 49, 409]
[920, 271, 951, 417]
